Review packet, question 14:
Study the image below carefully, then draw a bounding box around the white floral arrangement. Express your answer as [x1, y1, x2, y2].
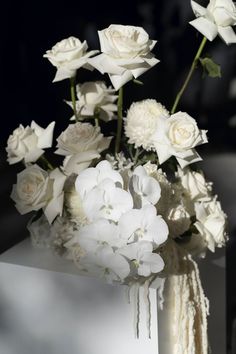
[6, 1, 234, 351]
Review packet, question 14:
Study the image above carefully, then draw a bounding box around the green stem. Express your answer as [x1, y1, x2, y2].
[39, 155, 54, 171]
[115, 86, 123, 154]
[70, 76, 78, 121]
[171, 36, 207, 114]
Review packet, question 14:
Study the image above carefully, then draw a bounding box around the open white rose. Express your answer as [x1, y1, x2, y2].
[124, 99, 170, 150]
[68, 81, 118, 121]
[152, 111, 208, 168]
[88, 25, 159, 90]
[11, 165, 66, 224]
[43, 36, 98, 82]
[6, 121, 55, 165]
[194, 198, 227, 252]
[55, 122, 112, 175]
[190, 0, 236, 44]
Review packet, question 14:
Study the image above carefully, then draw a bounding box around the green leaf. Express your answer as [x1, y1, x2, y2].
[199, 57, 222, 78]
[133, 79, 144, 85]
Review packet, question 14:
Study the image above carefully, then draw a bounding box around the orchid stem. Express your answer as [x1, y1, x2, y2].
[115, 86, 123, 154]
[70, 76, 78, 121]
[171, 36, 207, 114]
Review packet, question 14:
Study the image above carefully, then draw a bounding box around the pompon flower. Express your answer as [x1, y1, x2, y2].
[190, 0, 236, 44]
[88, 25, 159, 90]
[124, 99, 170, 150]
[67, 81, 118, 122]
[43, 36, 98, 82]
[194, 198, 228, 252]
[151, 111, 208, 168]
[11, 165, 66, 224]
[55, 122, 112, 175]
[6, 121, 55, 165]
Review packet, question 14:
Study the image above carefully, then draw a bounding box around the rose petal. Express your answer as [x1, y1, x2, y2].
[217, 25, 236, 44]
[191, 0, 207, 17]
[189, 17, 218, 41]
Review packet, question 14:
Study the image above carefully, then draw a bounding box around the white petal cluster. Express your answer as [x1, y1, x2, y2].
[194, 198, 227, 252]
[55, 122, 112, 175]
[125, 99, 169, 150]
[43, 37, 98, 82]
[11, 165, 66, 224]
[64, 160, 168, 283]
[88, 25, 159, 90]
[68, 81, 118, 122]
[6, 121, 55, 165]
[190, 0, 236, 44]
[125, 99, 208, 168]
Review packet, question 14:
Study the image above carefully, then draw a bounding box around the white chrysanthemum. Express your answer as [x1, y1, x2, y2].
[124, 99, 169, 150]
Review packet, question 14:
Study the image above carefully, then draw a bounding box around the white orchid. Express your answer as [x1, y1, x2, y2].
[75, 160, 123, 199]
[118, 204, 168, 246]
[81, 179, 133, 222]
[70, 219, 125, 249]
[190, 0, 236, 44]
[130, 165, 161, 207]
[119, 241, 165, 277]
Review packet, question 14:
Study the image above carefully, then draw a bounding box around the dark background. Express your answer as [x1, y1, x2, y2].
[0, 0, 236, 352]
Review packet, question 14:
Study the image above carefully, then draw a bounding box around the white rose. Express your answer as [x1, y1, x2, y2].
[55, 122, 112, 175]
[124, 99, 169, 150]
[190, 0, 236, 44]
[194, 198, 227, 252]
[11, 165, 66, 223]
[56, 122, 111, 155]
[167, 205, 191, 238]
[43, 36, 98, 82]
[177, 167, 212, 202]
[152, 111, 208, 168]
[68, 81, 118, 122]
[88, 25, 159, 90]
[6, 121, 55, 165]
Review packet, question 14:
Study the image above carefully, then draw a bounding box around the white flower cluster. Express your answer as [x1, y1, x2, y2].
[6, 18, 228, 290]
[125, 99, 208, 168]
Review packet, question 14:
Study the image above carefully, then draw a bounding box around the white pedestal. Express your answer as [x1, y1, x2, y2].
[0, 239, 226, 354]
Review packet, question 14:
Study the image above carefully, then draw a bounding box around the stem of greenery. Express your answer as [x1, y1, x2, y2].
[70, 76, 78, 121]
[171, 36, 207, 114]
[39, 155, 54, 171]
[115, 86, 124, 154]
